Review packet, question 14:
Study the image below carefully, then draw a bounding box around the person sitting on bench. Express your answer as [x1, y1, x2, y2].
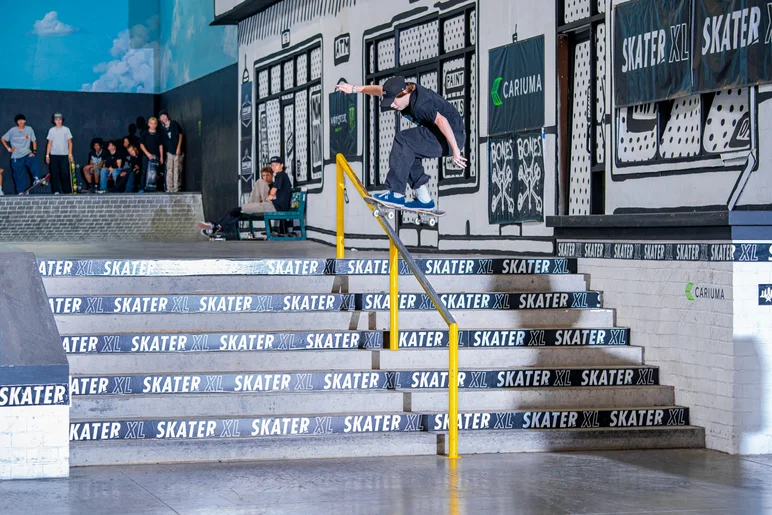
[199, 159, 289, 237]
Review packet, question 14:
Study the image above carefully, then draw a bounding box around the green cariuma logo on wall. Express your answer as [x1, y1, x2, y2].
[491, 77, 504, 107]
[349, 105, 355, 131]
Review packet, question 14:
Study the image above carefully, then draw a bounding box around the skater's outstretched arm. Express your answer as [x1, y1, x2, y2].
[335, 83, 383, 97]
[434, 113, 468, 169]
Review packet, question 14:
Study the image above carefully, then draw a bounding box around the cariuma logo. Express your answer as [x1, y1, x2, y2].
[491, 77, 504, 106]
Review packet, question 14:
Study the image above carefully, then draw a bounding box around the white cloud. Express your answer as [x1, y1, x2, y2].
[82, 21, 159, 93]
[33, 11, 78, 36]
[171, 0, 182, 45]
[222, 26, 237, 59]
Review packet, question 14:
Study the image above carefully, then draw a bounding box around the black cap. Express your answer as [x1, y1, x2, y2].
[380, 76, 407, 112]
[269, 156, 284, 165]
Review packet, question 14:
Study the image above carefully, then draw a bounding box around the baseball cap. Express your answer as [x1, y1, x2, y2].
[269, 156, 284, 164]
[53, 113, 63, 119]
[380, 76, 407, 112]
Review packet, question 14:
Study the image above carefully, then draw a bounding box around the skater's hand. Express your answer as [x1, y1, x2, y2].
[335, 83, 354, 94]
[68, 154, 73, 162]
[45, 155, 50, 164]
[160, 156, 164, 165]
[451, 149, 468, 169]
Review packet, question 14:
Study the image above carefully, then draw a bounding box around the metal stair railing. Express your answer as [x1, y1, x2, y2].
[335, 153, 460, 459]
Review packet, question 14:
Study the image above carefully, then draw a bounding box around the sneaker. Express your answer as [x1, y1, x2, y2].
[97, 190, 106, 194]
[54, 192, 60, 195]
[200, 228, 214, 238]
[198, 221, 214, 230]
[371, 191, 405, 207]
[0, 190, 4, 196]
[405, 198, 436, 210]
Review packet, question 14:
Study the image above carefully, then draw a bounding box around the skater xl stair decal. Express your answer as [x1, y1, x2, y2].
[69, 407, 690, 441]
[61, 328, 629, 353]
[48, 292, 602, 314]
[38, 257, 575, 277]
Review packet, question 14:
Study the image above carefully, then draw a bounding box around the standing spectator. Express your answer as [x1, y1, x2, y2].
[139, 117, 164, 192]
[82, 138, 105, 193]
[115, 145, 140, 193]
[159, 110, 184, 192]
[1, 114, 40, 194]
[98, 141, 122, 193]
[45, 113, 73, 195]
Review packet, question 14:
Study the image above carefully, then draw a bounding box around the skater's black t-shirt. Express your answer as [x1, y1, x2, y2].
[103, 152, 121, 170]
[124, 154, 140, 172]
[162, 121, 184, 155]
[402, 83, 465, 137]
[271, 171, 292, 211]
[140, 130, 163, 157]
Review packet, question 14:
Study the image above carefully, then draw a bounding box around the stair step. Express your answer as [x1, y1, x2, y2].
[375, 346, 644, 370]
[38, 257, 577, 278]
[47, 291, 602, 315]
[60, 327, 630, 354]
[43, 274, 589, 296]
[70, 432, 440, 466]
[54, 309, 618, 334]
[436, 426, 705, 455]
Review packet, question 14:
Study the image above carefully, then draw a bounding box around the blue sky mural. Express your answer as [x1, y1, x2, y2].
[0, 0, 237, 93]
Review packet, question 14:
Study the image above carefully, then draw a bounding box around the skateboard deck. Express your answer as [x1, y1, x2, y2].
[70, 161, 78, 194]
[145, 158, 159, 192]
[364, 196, 445, 226]
[23, 174, 51, 195]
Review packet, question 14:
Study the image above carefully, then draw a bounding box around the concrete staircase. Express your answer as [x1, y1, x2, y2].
[39, 256, 704, 465]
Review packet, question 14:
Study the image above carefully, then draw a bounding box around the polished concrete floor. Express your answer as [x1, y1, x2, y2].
[1, 450, 771, 514]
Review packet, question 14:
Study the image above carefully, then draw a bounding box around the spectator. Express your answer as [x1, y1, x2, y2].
[255, 165, 274, 202]
[0, 167, 4, 195]
[82, 138, 106, 193]
[121, 136, 132, 159]
[98, 141, 122, 193]
[115, 144, 140, 193]
[139, 117, 164, 192]
[45, 113, 73, 195]
[1, 114, 40, 194]
[199, 160, 290, 237]
[158, 110, 184, 193]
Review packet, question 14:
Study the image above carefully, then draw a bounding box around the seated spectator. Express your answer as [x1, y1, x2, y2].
[198, 164, 284, 238]
[114, 145, 140, 193]
[0, 167, 4, 196]
[82, 138, 105, 193]
[121, 137, 132, 159]
[98, 140, 122, 193]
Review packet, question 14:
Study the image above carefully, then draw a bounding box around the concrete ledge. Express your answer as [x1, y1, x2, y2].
[0, 194, 205, 242]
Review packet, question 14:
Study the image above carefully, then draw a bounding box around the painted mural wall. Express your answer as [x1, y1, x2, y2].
[0, 0, 237, 94]
[237, 0, 556, 254]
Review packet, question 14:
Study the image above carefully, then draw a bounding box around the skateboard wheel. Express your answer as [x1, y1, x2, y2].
[428, 218, 437, 227]
[387, 211, 395, 220]
[372, 209, 381, 218]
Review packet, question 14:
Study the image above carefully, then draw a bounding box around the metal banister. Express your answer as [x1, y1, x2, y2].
[335, 153, 460, 459]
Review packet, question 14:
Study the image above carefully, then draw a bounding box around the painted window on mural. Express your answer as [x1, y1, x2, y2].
[559, 0, 606, 216]
[255, 43, 323, 187]
[364, 5, 477, 204]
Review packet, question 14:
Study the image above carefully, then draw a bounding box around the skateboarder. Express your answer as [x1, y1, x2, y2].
[45, 113, 73, 194]
[335, 77, 467, 210]
[2, 114, 41, 194]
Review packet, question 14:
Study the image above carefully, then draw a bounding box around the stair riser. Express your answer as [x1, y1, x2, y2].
[406, 386, 675, 411]
[43, 274, 589, 296]
[70, 433, 440, 466]
[55, 309, 617, 333]
[71, 391, 405, 419]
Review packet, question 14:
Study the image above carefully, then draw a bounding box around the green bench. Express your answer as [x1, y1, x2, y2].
[238, 187, 307, 241]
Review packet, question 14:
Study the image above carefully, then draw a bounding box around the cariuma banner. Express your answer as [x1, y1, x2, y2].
[488, 36, 545, 135]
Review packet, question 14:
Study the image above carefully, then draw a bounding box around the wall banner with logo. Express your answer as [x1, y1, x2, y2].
[329, 90, 357, 157]
[693, 0, 772, 91]
[613, 0, 692, 107]
[240, 79, 254, 199]
[515, 131, 545, 222]
[488, 134, 517, 224]
[488, 36, 545, 135]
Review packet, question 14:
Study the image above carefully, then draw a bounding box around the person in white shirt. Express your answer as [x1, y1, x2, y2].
[45, 113, 73, 194]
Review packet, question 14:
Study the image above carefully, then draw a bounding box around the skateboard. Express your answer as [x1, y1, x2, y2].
[70, 161, 78, 194]
[22, 174, 51, 195]
[145, 158, 159, 192]
[364, 196, 446, 227]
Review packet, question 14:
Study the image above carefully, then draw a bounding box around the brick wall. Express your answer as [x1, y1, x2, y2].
[0, 194, 205, 242]
[577, 257, 736, 452]
[0, 406, 69, 479]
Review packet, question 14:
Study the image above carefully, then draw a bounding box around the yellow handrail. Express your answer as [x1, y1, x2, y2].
[335, 153, 460, 459]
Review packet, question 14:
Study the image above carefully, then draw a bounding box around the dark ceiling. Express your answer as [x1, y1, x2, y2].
[210, 0, 283, 25]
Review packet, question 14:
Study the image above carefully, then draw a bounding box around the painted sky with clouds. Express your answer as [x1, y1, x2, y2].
[0, 0, 237, 93]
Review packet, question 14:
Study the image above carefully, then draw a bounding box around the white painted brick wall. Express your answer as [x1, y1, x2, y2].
[0, 405, 69, 480]
[577, 257, 737, 453]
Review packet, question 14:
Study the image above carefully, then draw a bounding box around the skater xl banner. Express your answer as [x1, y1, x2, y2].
[488, 36, 545, 135]
[613, 0, 692, 106]
[693, 0, 772, 91]
[329, 89, 357, 158]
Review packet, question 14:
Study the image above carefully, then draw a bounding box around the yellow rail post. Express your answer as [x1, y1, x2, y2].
[447, 322, 459, 459]
[389, 241, 399, 351]
[336, 155, 345, 259]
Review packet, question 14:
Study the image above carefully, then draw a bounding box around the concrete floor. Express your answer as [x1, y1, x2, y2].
[1, 450, 770, 514]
